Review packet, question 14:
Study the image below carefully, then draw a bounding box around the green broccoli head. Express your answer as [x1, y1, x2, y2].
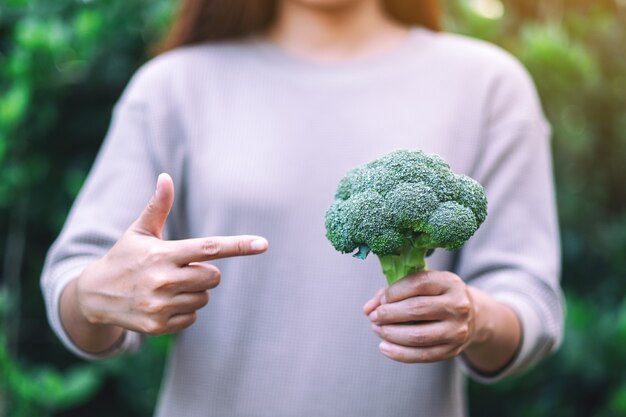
[325, 149, 487, 285]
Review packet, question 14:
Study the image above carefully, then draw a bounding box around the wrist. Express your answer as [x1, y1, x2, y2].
[74, 261, 112, 326]
[467, 286, 494, 346]
[463, 286, 522, 373]
[61, 268, 125, 354]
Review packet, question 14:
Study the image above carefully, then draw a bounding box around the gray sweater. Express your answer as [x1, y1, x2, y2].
[42, 28, 563, 417]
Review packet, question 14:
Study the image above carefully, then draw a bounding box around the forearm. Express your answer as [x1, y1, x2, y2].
[464, 286, 522, 373]
[60, 276, 125, 354]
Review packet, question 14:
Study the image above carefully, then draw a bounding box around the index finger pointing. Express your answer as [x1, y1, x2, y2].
[168, 235, 269, 265]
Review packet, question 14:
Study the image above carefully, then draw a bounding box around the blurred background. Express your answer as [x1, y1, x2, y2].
[0, 0, 625, 416]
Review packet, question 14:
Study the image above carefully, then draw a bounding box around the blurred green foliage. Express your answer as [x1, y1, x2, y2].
[0, 290, 101, 417]
[0, 1, 174, 416]
[1, 0, 625, 416]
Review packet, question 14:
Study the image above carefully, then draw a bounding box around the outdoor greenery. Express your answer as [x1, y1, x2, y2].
[1, 0, 625, 416]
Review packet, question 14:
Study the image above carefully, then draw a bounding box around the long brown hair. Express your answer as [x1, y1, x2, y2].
[158, 0, 441, 53]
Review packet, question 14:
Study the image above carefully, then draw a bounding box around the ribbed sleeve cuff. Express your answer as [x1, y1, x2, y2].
[45, 258, 144, 360]
[458, 291, 549, 384]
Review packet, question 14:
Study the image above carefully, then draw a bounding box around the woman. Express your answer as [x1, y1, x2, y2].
[42, 0, 564, 416]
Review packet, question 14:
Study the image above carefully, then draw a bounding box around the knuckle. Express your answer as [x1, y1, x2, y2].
[378, 325, 389, 339]
[150, 273, 171, 290]
[444, 271, 462, 285]
[142, 198, 160, 221]
[376, 308, 387, 321]
[201, 239, 220, 257]
[376, 288, 387, 304]
[409, 301, 425, 320]
[142, 246, 169, 266]
[455, 325, 470, 343]
[139, 298, 167, 315]
[146, 197, 158, 213]
[438, 270, 452, 279]
[398, 349, 422, 364]
[455, 300, 472, 319]
[422, 270, 436, 284]
[237, 239, 246, 256]
[409, 275, 423, 290]
[428, 270, 448, 287]
[418, 350, 439, 363]
[382, 288, 391, 304]
[408, 330, 427, 345]
[143, 319, 166, 336]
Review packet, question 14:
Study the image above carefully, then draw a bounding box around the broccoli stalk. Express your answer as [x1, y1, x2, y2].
[325, 149, 488, 286]
[376, 235, 432, 285]
[354, 235, 433, 285]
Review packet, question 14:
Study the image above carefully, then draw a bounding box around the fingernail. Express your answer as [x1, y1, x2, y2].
[380, 294, 387, 304]
[250, 238, 268, 251]
[379, 341, 392, 353]
[156, 173, 166, 196]
[368, 310, 378, 322]
[371, 324, 381, 335]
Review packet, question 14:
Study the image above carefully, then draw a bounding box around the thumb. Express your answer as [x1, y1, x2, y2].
[132, 173, 174, 238]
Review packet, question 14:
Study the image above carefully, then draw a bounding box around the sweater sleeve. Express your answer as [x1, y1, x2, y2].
[40, 57, 187, 360]
[455, 55, 564, 383]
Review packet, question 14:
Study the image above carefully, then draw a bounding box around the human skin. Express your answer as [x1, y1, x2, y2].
[60, 174, 269, 353]
[266, 0, 410, 62]
[362, 273, 521, 372]
[272, 0, 522, 373]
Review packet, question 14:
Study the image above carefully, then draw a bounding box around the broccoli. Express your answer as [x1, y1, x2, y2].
[325, 149, 488, 285]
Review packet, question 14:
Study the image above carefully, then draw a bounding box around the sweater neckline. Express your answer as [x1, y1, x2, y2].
[245, 26, 431, 75]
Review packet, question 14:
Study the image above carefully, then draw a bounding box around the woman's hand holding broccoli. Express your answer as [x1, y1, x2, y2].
[363, 270, 476, 363]
[60, 174, 268, 354]
[363, 270, 521, 372]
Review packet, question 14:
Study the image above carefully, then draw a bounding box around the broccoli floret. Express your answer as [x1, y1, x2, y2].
[325, 149, 488, 285]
